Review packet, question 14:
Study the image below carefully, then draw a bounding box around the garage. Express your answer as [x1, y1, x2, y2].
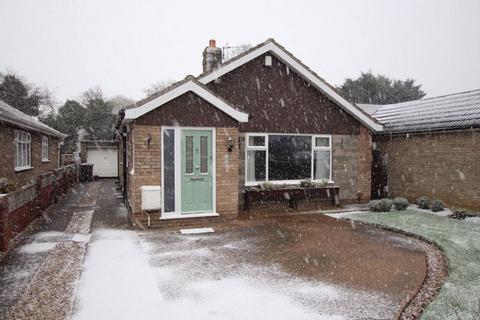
[81, 140, 118, 178]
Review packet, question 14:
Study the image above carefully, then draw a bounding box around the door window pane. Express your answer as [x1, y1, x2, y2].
[163, 129, 175, 213]
[268, 135, 311, 180]
[246, 150, 266, 182]
[200, 136, 208, 174]
[185, 136, 194, 174]
[314, 150, 331, 180]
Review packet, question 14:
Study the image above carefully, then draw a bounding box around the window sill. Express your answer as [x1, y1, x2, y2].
[15, 166, 34, 172]
[245, 179, 334, 187]
[41, 159, 50, 163]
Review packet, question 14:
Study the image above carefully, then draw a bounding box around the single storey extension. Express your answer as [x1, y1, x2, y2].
[358, 89, 480, 210]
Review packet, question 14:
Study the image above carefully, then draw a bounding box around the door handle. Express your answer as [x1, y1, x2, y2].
[190, 177, 204, 181]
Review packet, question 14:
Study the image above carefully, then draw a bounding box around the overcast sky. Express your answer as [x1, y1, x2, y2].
[1, 0, 479, 105]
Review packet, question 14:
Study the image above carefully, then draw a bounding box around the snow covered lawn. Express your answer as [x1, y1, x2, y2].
[345, 209, 480, 320]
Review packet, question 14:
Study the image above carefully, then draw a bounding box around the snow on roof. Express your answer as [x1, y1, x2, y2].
[357, 89, 480, 133]
[0, 99, 67, 138]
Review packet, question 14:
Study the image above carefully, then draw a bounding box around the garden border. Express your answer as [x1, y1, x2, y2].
[342, 218, 448, 320]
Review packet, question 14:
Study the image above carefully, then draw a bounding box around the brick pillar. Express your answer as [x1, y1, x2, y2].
[0, 196, 8, 252]
[357, 126, 372, 202]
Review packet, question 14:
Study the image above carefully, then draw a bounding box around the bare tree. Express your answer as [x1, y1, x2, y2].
[143, 80, 175, 98]
[222, 44, 252, 61]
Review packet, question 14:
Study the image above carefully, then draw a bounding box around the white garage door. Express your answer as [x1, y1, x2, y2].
[87, 148, 118, 177]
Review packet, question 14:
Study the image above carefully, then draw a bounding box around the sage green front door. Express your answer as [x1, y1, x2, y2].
[181, 130, 213, 213]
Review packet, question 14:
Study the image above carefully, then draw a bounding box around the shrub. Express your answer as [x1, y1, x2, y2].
[369, 198, 393, 212]
[300, 179, 314, 188]
[393, 197, 409, 210]
[430, 199, 444, 212]
[259, 181, 274, 190]
[416, 196, 431, 209]
[0, 178, 15, 194]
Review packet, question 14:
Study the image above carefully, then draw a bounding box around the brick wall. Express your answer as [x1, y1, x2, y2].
[375, 129, 480, 209]
[0, 165, 77, 253]
[216, 128, 239, 217]
[0, 123, 60, 189]
[128, 124, 161, 213]
[357, 126, 372, 201]
[127, 124, 239, 217]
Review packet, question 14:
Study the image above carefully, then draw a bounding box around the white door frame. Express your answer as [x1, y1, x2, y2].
[160, 126, 217, 219]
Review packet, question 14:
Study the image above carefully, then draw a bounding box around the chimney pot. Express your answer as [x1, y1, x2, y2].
[209, 39, 216, 48]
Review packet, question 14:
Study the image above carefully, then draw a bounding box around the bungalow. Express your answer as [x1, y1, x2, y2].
[117, 39, 382, 221]
[358, 89, 480, 210]
[0, 100, 67, 189]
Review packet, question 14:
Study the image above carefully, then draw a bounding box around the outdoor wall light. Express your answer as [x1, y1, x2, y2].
[227, 136, 234, 152]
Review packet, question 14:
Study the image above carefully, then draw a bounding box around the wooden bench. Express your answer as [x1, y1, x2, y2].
[243, 186, 340, 213]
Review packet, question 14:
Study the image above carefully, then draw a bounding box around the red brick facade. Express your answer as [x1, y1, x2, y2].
[0, 123, 60, 189]
[375, 129, 480, 209]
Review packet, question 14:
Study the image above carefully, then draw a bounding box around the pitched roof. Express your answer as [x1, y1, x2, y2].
[357, 89, 480, 133]
[0, 100, 67, 138]
[197, 38, 383, 132]
[128, 39, 383, 131]
[124, 77, 248, 122]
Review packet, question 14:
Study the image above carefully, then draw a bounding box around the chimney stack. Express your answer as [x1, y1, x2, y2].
[202, 39, 223, 73]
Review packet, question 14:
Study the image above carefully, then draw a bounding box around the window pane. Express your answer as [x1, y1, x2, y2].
[163, 129, 175, 213]
[248, 136, 265, 147]
[314, 150, 331, 180]
[268, 135, 312, 181]
[185, 136, 194, 174]
[246, 150, 266, 182]
[27, 143, 31, 166]
[200, 136, 208, 173]
[315, 137, 330, 147]
[16, 143, 20, 167]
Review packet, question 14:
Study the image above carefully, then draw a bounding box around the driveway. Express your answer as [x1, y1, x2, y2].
[74, 208, 427, 319]
[1, 180, 428, 320]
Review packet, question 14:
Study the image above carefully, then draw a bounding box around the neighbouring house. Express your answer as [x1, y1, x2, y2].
[116, 38, 382, 221]
[79, 140, 119, 178]
[0, 99, 72, 253]
[0, 99, 67, 189]
[358, 89, 480, 210]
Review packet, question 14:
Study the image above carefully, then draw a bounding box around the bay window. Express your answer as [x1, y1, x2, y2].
[246, 133, 332, 185]
[15, 130, 31, 170]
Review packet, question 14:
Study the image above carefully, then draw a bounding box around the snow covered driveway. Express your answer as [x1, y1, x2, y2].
[73, 219, 425, 320]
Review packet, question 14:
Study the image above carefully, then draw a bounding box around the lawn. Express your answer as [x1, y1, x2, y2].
[345, 209, 480, 320]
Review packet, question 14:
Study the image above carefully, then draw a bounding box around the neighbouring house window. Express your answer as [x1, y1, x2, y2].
[42, 136, 49, 161]
[246, 134, 332, 185]
[15, 130, 31, 170]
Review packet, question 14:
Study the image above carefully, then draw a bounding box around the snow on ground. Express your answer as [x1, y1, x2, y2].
[73, 227, 396, 320]
[72, 229, 164, 320]
[18, 242, 57, 254]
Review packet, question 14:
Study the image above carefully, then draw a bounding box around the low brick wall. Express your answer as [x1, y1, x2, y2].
[0, 165, 78, 253]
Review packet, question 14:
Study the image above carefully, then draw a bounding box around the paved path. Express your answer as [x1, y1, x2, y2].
[0, 179, 123, 319]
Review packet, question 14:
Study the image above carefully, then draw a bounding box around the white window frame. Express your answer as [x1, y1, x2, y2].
[41, 136, 49, 162]
[15, 130, 32, 171]
[245, 133, 333, 186]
